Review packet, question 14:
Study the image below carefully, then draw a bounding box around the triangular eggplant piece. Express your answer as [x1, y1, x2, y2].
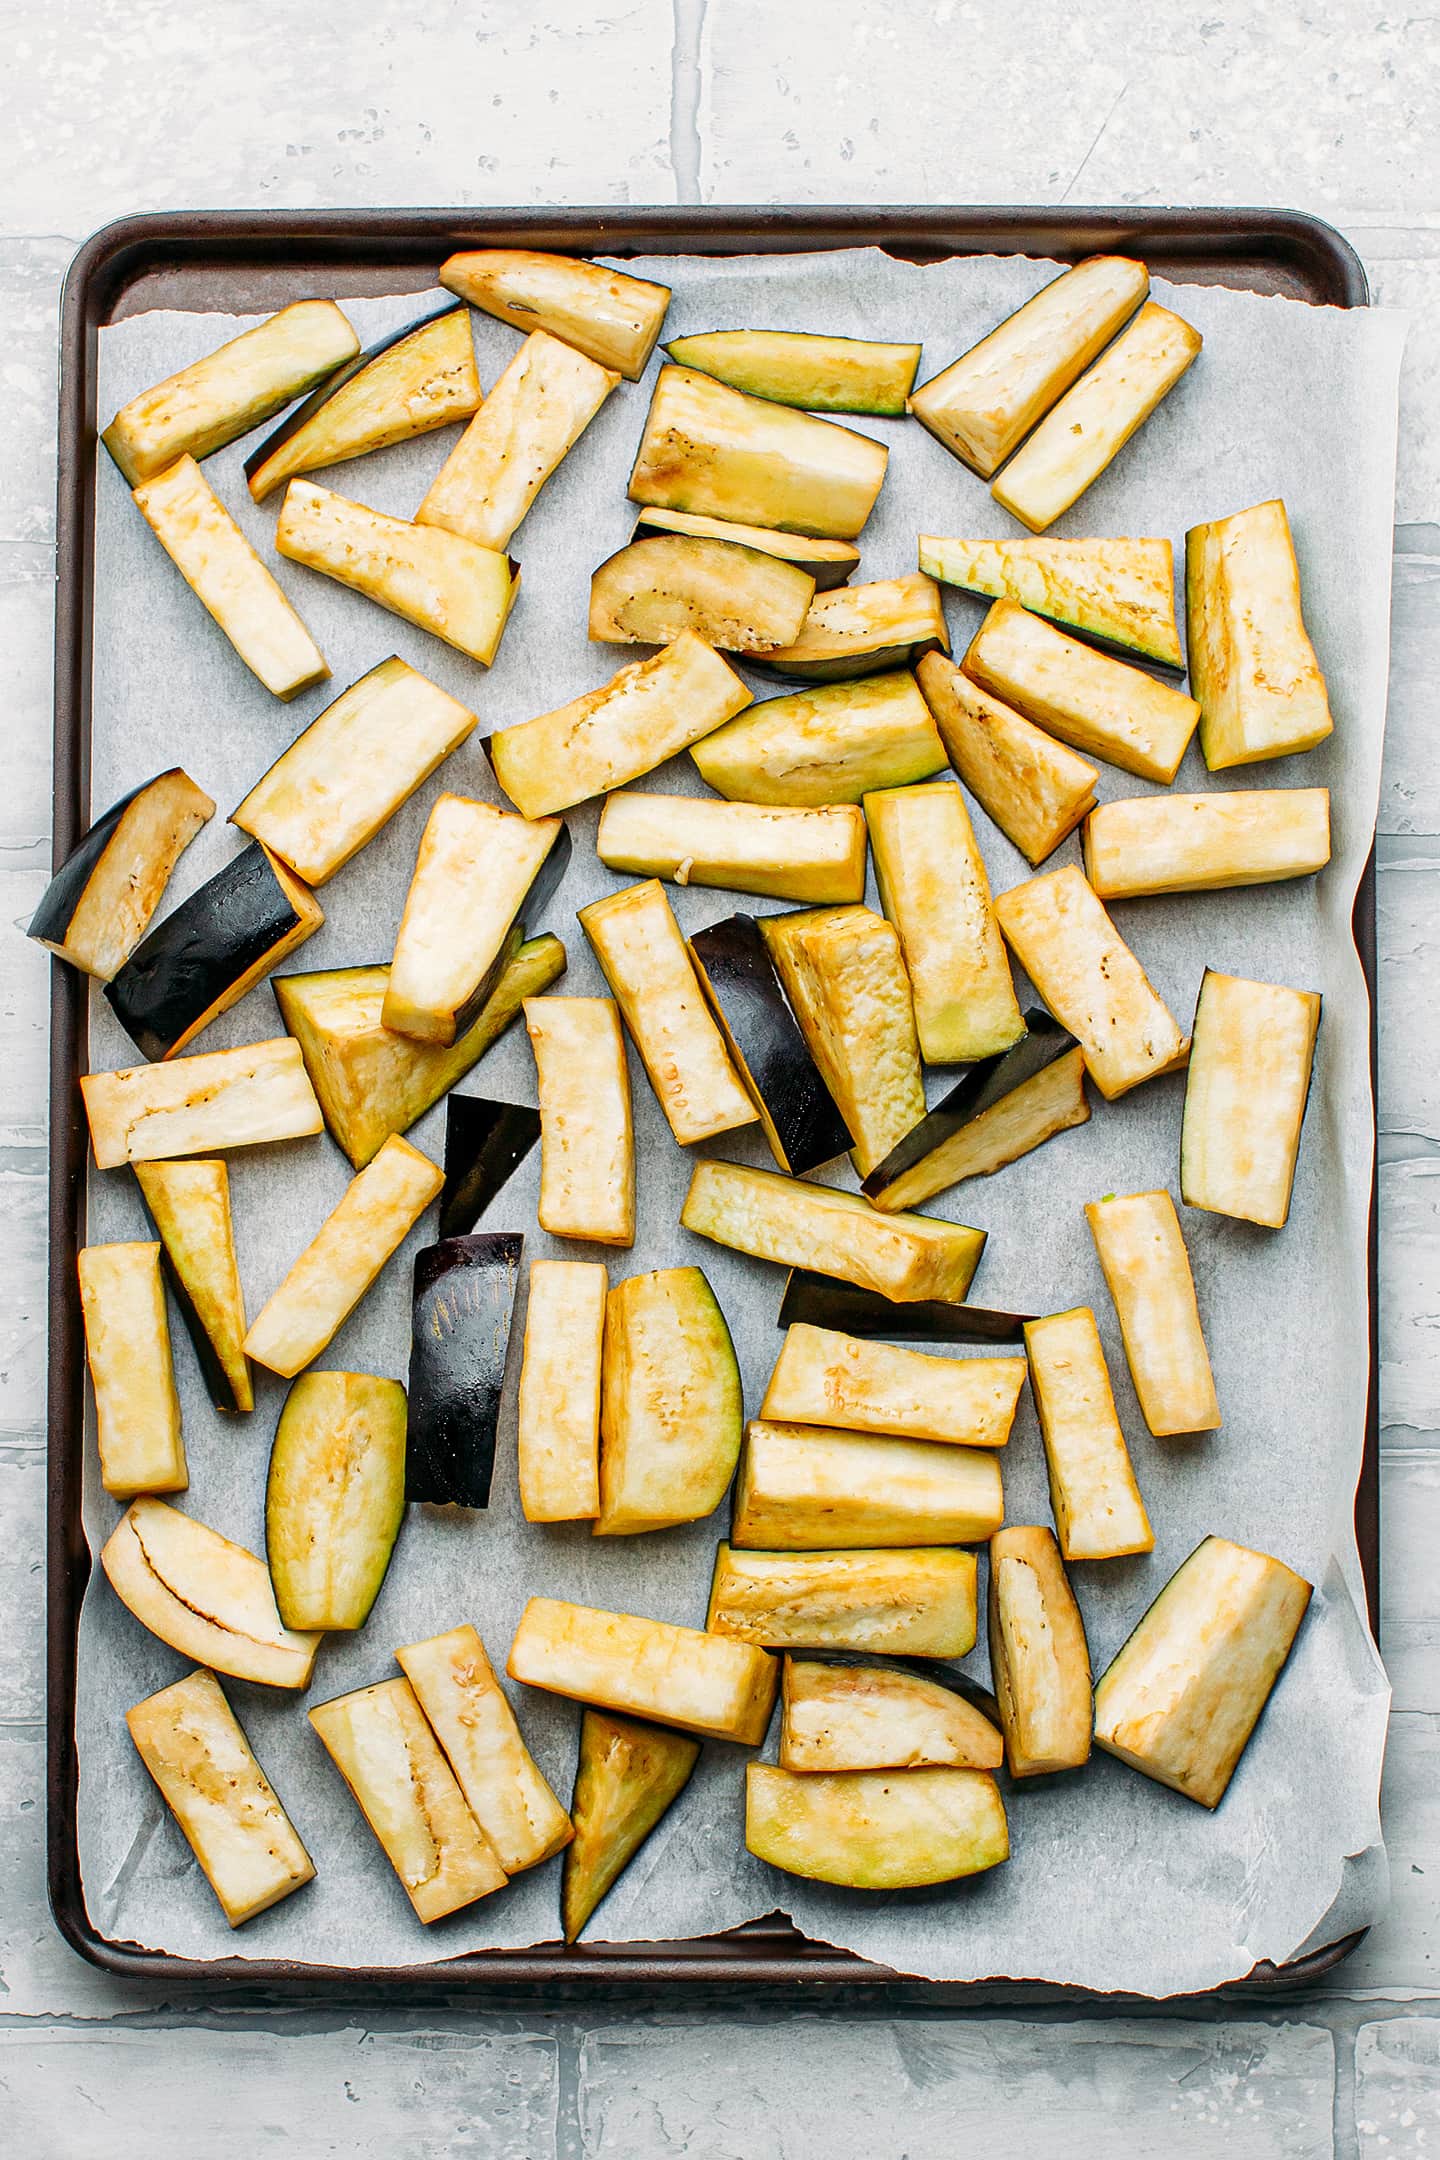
[561, 1708, 700, 1941]
[134, 1159, 253, 1413]
[440, 1096, 541, 1240]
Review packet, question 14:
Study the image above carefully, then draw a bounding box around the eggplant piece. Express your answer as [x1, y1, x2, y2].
[687, 914, 850, 1177]
[1023, 1308, 1152, 1561]
[28, 768, 214, 982]
[244, 303, 480, 501]
[105, 841, 324, 1063]
[1093, 1535, 1313, 1807]
[598, 1267, 742, 1535]
[265, 1369, 407, 1629]
[134, 1158, 252, 1414]
[82, 1036, 323, 1170]
[244, 1134, 441, 1379]
[440, 247, 671, 380]
[747, 1762, 1008, 1888]
[486, 630, 751, 820]
[988, 1526, 1092, 1777]
[274, 479, 518, 667]
[396, 1625, 573, 1874]
[708, 1543, 978, 1657]
[864, 780, 1023, 1064]
[633, 506, 860, 589]
[517, 1259, 607, 1522]
[1186, 498, 1334, 769]
[732, 1421, 1003, 1550]
[993, 869, 1185, 1101]
[919, 534, 1183, 670]
[103, 299, 359, 484]
[664, 328, 921, 415]
[992, 302, 1203, 533]
[682, 1160, 986, 1306]
[1181, 970, 1321, 1229]
[524, 996, 634, 1245]
[133, 457, 328, 700]
[762, 1323, 1026, 1448]
[778, 1271, 1032, 1345]
[627, 365, 888, 539]
[1084, 788, 1332, 900]
[101, 1497, 320, 1688]
[231, 657, 478, 887]
[862, 1016, 1089, 1214]
[693, 669, 945, 808]
[440, 1094, 541, 1240]
[588, 533, 815, 652]
[309, 1678, 508, 1920]
[908, 256, 1149, 478]
[78, 1242, 187, 1497]
[579, 880, 757, 1147]
[126, 1669, 315, 1927]
[597, 792, 866, 906]
[273, 931, 564, 1170]
[405, 1231, 523, 1509]
[506, 1595, 778, 1745]
[562, 1709, 700, 1941]
[779, 1655, 1003, 1774]
[1085, 1190, 1220, 1436]
[917, 651, 1098, 867]
[751, 572, 949, 684]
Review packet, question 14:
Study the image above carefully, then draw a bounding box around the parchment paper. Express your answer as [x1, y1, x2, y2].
[74, 248, 1404, 1993]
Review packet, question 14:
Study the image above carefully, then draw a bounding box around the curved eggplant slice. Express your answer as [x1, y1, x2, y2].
[265, 1369, 407, 1630]
[405, 1232, 523, 1509]
[562, 1708, 700, 1942]
[29, 769, 214, 983]
[778, 1655, 1004, 1773]
[691, 670, 947, 807]
[778, 1271, 1031, 1345]
[134, 1158, 252, 1415]
[633, 507, 859, 590]
[440, 248, 671, 380]
[439, 1095, 541, 1241]
[664, 329, 922, 416]
[750, 572, 948, 683]
[588, 534, 815, 652]
[597, 1266, 742, 1536]
[747, 1762, 1008, 1889]
[101, 1496, 321, 1689]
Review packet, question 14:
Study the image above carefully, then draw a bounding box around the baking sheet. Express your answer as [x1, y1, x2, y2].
[74, 248, 1404, 1993]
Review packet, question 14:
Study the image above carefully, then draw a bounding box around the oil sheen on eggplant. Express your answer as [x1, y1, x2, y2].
[688, 913, 852, 1175]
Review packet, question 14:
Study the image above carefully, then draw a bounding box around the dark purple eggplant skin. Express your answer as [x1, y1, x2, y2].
[745, 634, 946, 687]
[405, 1231, 523, 1509]
[787, 1648, 1002, 1726]
[28, 771, 186, 951]
[688, 913, 851, 1175]
[449, 822, 573, 1041]
[439, 1096, 541, 1241]
[778, 1270, 1031, 1345]
[861, 1010, 1081, 1205]
[242, 300, 468, 486]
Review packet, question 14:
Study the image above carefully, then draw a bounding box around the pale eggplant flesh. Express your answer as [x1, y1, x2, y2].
[597, 1266, 743, 1536]
[691, 670, 947, 808]
[778, 1270, 1032, 1344]
[28, 768, 214, 983]
[987, 1526, 1093, 1779]
[632, 506, 860, 589]
[750, 572, 949, 684]
[134, 1158, 253, 1415]
[589, 533, 816, 652]
[265, 1370, 408, 1630]
[919, 533, 1184, 671]
[81, 1037, 324, 1171]
[562, 1708, 700, 1941]
[778, 1654, 1004, 1773]
[506, 1594, 779, 1746]
[405, 1232, 523, 1509]
[663, 329, 922, 416]
[439, 1095, 542, 1241]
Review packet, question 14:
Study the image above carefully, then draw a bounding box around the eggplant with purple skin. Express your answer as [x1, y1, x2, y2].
[778, 1272, 1031, 1345]
[28, 769, 214, 983]
[406, 1233, 523, 1508]
[439, 1096, 541, 1240]
[134, 1159, 252, 1414]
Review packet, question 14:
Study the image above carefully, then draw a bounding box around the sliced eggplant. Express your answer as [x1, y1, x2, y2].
[1181, 970, 1321, 1229]
[917, 650, 1098, 867]
[596, 792, 866, 906]
[524, 996, 635, 1246]
[405, 1231, 523, 1509]
[778, 1655, 1003, 1773]
[440, 1095, 541, 1240]
[244, 1134, 443, 1379]
[231, 657, 478, 887]
[125, 1669, 315, 1927]
[992, 302, 1202, 533]
[993, 868, 1185, 1101]
[101, 1496, 320, 1688]
[134, 1158, 252, 1415]
[1186, 498, 1334, 769]
[633, 505, 860, 589]
[732, 1421, 1003, 1549]
[78, 1242, 187, 1497]
[487, 630, 751, 820]
[589, 533, 815, 651]
[1093, 1535, 1313, 1807]
[919, 534, 1183, 669]
[562, 1708, 699, 1941]
[1084, 788, 1332, 900]
[105, 841, 324, 1063]
[598, 1267, 742, 1535]
[416, 329, 619, 551]
[747, 1762, 1008, 1888]
[627, 365, 888, 539]
[82, 1036, 323, 1170]
[752, 572, 949, 684]
[664, 330, 921, 415]
[440, 247, 671, 380]
[28, 768, 214, 982]
[1023, 1308, 1153, 1561]
[244, 303, 480, 502]
[274, 478, 518, 667]
[692, 668, 946, 807]
[517, 1258, 607, 1522]
[506, 1595, 778, 1745]
[988, 1525, 1092, 1777]
[133, 456, 328, 700]
[708, 1543, 977, 1657]
[264, 1369, 406, 1630]
[762, 1323, 1026, 1448]
[1085, 1189, 1220, 1436]
[778, 1271, 1032, 1344]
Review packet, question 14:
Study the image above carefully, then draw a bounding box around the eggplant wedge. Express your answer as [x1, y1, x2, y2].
[562, 1709, 699, 1941]
[988, 1526, 1092, 1777]
[78, 1242, 187, 1497]
[1181, 970, 1321, 1228]
[244, 1134, 442, 1379]
[708, 1543, 978, 1657]
[525, 996, 634, 1245]
[28, 769, 214, 982]
[752, 572, 949, 684]
[732, 1421, 1003, 1549]
[993, 302, 1203, 533]
[579, 880, 757, 1147]
[440, 247, 671, 380]
[417, 330, 619, 551]
[682, 1160, 986, 1306]
[487, 630, 751, 820]
[101, 1497, 321, 1688]
[134, 1158, 252, 1414]
[274, 479, 518, 666]
[106, 841, 324, 1062]
[747, 1762, 1007, 1888]
[232, 657, 478, 887]
[1085, 788, 1331, 900]
[778, 1272, 1031, 1345]
[692, 668, 946, 807]
[993, 868, 1185, 1100]
[665, 329, 921, 415]
[865, 780, 1023, 1063]
[762, 1323, 1026, 1448]
[103, 299, 359, 484]
[126, 1670, 315, 1927]
[265, 1369, 406, 1629]
[1186, 498, 1334, 769]
[517, 1258, 607, 1522]
[687, 914, 851, 1177]
[274, 931, 564, 1170]
[1085, 1189, 1220, 1436]
[134, 457, 328, 700]
[507, 1595, 778, 1745]
[589, 533, 815, 651]
[627, 365, 888, 539]
[633, 506, 860, 589]
[919, 534, 1183, 669]
[1093, 1535, 1313, 1807]
[309, 1679, 508, 1920]
[405, 1231, 523, 1508]
[244, 303, 481, 501]
[917, 651, 1098, 867]
[439, 1094, 541, 1240]
[779, 1656, 1003, 1773]
[1023, 1308, 1152, 1561]
[908, 256, 1149, 478]
[597, 791, 866, 906]
[598, 1267, 742, 1536]
[82, 1037, 322, 1170]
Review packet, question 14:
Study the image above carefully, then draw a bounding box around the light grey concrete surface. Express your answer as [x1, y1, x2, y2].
[2, 2, 1438, 2151]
